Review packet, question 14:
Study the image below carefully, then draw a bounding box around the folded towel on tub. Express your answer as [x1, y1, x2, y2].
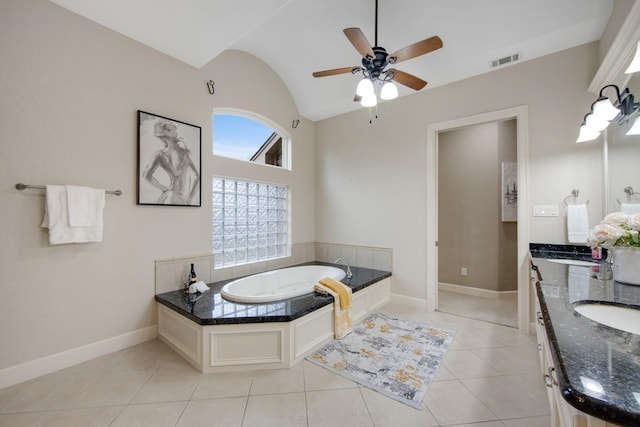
[315, 278, 353, 339]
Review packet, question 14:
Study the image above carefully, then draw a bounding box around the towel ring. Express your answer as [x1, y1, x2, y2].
[563, 189, 589, 206]
[617, 186, 640, 205]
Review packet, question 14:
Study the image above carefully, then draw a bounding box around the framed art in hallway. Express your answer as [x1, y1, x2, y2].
[137, 110, 201, 207]
[501, 162, 517, 222]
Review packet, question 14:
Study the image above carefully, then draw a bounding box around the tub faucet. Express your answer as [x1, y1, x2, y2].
[334, 258, 353, 279]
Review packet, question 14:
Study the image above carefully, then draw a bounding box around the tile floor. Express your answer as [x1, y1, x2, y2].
[0, 302, 549, 426]
[438, 290, 518, 328]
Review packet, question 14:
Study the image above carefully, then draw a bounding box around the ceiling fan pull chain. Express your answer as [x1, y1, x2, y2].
[374, 0, 379, 46]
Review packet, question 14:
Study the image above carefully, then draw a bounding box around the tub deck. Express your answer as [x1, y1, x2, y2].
[155, 261, 392, 373]
[155, 261, 391, 325]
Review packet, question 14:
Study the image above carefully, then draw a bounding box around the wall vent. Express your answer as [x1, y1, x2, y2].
[490, 52, 521, 69]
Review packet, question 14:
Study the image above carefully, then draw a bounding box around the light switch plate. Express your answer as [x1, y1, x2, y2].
[533, 205, 559, 217]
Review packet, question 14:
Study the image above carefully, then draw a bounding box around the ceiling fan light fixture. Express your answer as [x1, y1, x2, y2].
[592, 97, 620, 121]
[360, 92, 377, 107]
[584, 113, 610, 132]
[380, 81, 398, 100]
[576, 124, 600, 143]
[626, 116, 640, 136]
[356, 78, 374, 96]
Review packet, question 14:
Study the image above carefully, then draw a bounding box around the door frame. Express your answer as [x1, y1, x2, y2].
[426, 105, 530, 334]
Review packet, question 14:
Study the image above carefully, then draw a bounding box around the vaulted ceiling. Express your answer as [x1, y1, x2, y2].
[50, 0, 613, 121]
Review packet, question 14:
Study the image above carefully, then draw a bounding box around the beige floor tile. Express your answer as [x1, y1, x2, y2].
[432, 364, 456, 381]
[306, 388, 373, 427]
[0, 373, 99, 413]
[54, 349, 129, 375]
[130, 370, 201, 404]
[472, 345, 540, 375]
[0, 411, 54, 427]
[243, 392, 307, 427]
[113, 340, 175, 372]
[502, 416, 551, 426]
[447, 422, 506, 427]
[462, 375, 550, 419]
[302, 360, 358, 391]
[42, 406, 123, 427]
[424, 379, 497, 425]
[360, 387, 438, 427]
[443, 350, 502, 379]
[192, 371, 254, 399]
[110, 401, 186, 427]
[67, 370, 154, 408]
[176, 397, 246, 427]
[453, 329, 505, 350]
[250, 363, 304, 395]
[438, 290, 518, 328]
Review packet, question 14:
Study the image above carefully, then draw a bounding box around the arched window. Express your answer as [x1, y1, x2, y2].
[213, 109, 290, 170]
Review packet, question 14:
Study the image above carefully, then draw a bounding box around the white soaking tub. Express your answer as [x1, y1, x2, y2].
[221, 265, 347, 303]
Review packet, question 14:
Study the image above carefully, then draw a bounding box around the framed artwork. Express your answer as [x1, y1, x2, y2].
[137, 110, 201, 207]
[501, 162, 517, 222]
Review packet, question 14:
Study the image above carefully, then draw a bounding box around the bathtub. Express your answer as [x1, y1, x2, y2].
[221, 265, 347, 303]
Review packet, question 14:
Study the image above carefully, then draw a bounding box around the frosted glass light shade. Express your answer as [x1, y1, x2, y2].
[380, 81, 398, 100]
[626, 116, 640, 136]
[576, 125, 600, 143]
[360, 92, 377, 107]
[592, 97, 620, 121]
[585, 114, 610, 132]
[356, 78, 374, 96]
[625, 41, 640, 74]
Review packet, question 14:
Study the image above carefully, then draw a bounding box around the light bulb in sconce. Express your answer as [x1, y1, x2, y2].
[576, 125, 601, 143]
[627, 116, 640, 136]
[625, 41, 640, 74]
[585, 114, 610, 132]
[592, 97, 621, 121]
[356, 78, 374, 96]
[360, 92, 377, 107]
[380, 81, 398, 100]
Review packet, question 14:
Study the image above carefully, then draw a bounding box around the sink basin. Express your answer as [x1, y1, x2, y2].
[574, 303, 640, 335]
[546, 259, 599, 267]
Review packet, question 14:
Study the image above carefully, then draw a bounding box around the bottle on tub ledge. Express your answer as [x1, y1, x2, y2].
[184, 263, 197, 292]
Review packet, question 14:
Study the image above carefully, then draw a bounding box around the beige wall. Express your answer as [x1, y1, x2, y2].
[438, 120, 517, 292]
[315, 42, 603, 300]
[0, 0, 315, 372]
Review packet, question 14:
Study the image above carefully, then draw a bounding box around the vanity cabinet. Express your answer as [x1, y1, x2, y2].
[532, 276, 625, 427]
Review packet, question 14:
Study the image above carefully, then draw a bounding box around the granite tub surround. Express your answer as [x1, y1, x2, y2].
[155, 262, 391, 325]
[155, 262, 392, 373]
[531, 251, 640, 425]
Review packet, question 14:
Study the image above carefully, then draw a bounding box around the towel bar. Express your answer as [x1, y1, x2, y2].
[15, 183, 122, 196]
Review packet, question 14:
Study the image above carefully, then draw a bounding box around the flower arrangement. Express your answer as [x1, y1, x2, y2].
[588, 212, 640, 248]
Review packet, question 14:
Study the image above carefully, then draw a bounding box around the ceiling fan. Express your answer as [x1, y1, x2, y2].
[312, 0, 443, 105]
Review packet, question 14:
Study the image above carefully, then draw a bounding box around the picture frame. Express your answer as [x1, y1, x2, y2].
[137, 110, 201, 207]
[501, 162, 517, 222]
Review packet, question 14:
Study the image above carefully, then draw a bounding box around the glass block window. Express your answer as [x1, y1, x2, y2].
[213, 177, 289, 268]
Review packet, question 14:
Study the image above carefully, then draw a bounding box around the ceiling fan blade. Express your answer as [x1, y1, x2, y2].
[389, 69, 427, 91]
[389, 36, 443, 63]
[344, 28, 375, 58]
[312, 66, 360, 78]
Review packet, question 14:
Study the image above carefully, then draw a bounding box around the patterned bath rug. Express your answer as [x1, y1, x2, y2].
[306, 312, 455, 409]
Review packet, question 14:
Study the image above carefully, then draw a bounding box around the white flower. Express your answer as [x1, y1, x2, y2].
[602, 212, 628, 226]
[587, 223, 626, 248]
[628, 213, 640, 231]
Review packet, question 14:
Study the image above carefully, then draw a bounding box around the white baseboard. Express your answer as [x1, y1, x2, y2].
[0, 325, 157, 389]
[439, 282, 517, 299]
[390, 293, 428, 310]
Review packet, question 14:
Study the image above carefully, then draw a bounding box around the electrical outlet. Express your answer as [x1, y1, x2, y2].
[461, 267, 468, 276]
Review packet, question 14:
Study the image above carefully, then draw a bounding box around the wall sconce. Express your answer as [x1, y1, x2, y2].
[576, 84, 640, 143]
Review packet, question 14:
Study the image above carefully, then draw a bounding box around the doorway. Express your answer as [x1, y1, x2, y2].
[437, 120, 518, 327]
[426, 106, 530, 334]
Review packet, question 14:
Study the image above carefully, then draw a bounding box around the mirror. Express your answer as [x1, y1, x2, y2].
[606, 72, 640, 213]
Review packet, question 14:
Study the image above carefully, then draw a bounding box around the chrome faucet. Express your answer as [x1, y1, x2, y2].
[334, 258, 353, 279]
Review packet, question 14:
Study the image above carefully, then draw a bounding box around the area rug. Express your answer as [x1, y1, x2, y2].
[306, 312, 455, 409]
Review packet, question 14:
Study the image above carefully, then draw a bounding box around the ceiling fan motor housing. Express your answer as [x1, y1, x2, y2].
[363, 47, 390, 80]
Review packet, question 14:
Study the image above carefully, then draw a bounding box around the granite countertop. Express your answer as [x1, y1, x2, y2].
[530, 246, 640, 426]
[155, 261, 392, 326]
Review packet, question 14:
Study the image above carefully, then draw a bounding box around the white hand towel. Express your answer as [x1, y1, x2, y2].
[66, 185, 105, 227]
[567, 204, 589, 244]
[41, 185, 104, 245]
[620, 203, 640, 215]
[188, 281, 210, 294]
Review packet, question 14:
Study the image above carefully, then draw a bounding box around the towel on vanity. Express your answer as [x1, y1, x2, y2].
[41, 185, 105, 245]
[620, 203, 640, 215]
[567, 204, 589, 244]
[315, 278, 353, 339]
